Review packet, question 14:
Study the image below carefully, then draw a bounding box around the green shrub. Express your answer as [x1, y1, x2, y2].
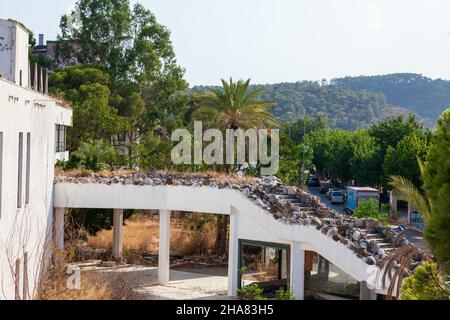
[275, 288, 296, 300]
[238, 283, 267, 300]
[66, 140, 121, 171]
[354, 198, 388, 223]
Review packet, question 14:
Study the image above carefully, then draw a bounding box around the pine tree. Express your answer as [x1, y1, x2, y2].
[423, 108, 450, 273]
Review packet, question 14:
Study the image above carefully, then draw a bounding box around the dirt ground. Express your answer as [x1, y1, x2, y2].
[85, 265, 231, 300]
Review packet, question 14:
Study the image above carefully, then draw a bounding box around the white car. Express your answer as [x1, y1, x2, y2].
[330, 191, 345, 204]
[326, 188, 337, 200]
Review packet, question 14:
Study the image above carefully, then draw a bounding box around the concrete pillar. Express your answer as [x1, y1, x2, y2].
[43, 69, 48, 94]
[390, 192, 398, 218]
[227, 208, 239, 297]
[407, 202, 413, 225]
[54, 208, 65, 251]
[33, 63, 38, 91]
[360, 281, 377, 300]
[38, 66, 43, 93]
[290, 242, 305, 300]
[158, 210, 171, 285]
[281, 250, 288, 279]
[112, 209, 124, 261]
[263, 247, 271, 269]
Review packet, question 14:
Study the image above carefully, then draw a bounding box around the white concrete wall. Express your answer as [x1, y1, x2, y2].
[13, 23, 29, 88]
[0, 20, 15, 83]
[0, 20, 29, 87]
[54, 183, 387, 294]
[0, 78, 72, 299]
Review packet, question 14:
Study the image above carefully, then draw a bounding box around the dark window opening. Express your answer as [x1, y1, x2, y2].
[304, 251, 360, 300]
[238, 240, 290, 299]
[17, 132, 23, 208]
[55, 125, 66, 153]
[26, 133, 31, 204]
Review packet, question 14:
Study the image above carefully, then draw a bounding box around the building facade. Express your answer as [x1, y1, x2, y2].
[0, 19, 72, 299]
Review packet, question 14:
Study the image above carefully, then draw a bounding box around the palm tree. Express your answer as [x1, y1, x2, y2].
[193, 78, 278, 255]
[194, 78, 278, 131]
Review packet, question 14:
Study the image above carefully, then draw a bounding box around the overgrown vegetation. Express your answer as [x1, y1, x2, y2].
[354, 198, 388, 223]
[275, 288, 296, 300]
[238, 283, 267, 300]
[86, 213, 218, 257]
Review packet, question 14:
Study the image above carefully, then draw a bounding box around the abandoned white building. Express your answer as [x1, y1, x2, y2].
[0, 18, 427, 301]
[0, 19, 72, 299]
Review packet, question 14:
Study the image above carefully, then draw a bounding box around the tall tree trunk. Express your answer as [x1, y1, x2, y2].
[215, 215, 230, 256]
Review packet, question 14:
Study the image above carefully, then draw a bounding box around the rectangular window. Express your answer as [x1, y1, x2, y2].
[17, 132, 23, 208]
[26, 133, 31, 205]
[55, 125, 66, 153]
[0, 132, 3, 218]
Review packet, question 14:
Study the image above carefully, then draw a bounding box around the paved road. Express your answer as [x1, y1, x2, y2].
[306, 187, 346, 213]
[307, 187, 429, 250]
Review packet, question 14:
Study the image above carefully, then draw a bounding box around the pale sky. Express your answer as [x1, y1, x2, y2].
[1, 0, 450, 85]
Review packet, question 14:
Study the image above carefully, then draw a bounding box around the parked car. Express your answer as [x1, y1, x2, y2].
[326, 188, 336, 200]
[307, 178, 320, 187]
[320, 186, 330, 194]
[330, 191, 345, 204]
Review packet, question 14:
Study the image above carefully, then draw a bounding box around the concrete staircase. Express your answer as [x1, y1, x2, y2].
[274, 193, 396, 255]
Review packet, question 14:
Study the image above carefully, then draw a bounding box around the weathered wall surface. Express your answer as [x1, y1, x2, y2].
[0, 78, 72, 299]
[0, 20, 15, 83]
[0, 20, 29, 87]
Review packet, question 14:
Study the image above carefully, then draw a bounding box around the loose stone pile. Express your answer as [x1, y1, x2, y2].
[55, 172, 428, 270]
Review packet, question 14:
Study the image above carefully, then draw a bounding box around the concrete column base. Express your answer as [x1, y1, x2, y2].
[360, 281, 378, 300]
[158, 210, 171, 285]
[290, 242, 305, 300]
[54, 208, 65, 251]
[227, 208, 239, 297]
[113, 209, 124, 261]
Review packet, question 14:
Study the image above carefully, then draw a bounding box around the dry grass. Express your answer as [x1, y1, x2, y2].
[39, 272, 112, 300]
[38, 247, 113, 300]
[87, 213, 217, 257]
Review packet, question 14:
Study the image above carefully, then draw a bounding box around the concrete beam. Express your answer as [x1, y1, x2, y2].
[158, 210, 171, 285]
[112, 209, 124, 261]
[227, 207, 239, 297]
[290, 242, 305, 300]
[54, 208, 65, 252]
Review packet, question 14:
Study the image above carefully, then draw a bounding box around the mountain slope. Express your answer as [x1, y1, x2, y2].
[191, 81, 423, 130]
[331, 73, 450, 121]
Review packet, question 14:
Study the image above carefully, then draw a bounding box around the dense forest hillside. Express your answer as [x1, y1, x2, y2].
[191, 82, 422, 130]
[257, 82, 386, 130]
[331, 73, 450, 121]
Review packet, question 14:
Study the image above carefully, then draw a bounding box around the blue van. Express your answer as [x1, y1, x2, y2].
[345, 187, 380, 214]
